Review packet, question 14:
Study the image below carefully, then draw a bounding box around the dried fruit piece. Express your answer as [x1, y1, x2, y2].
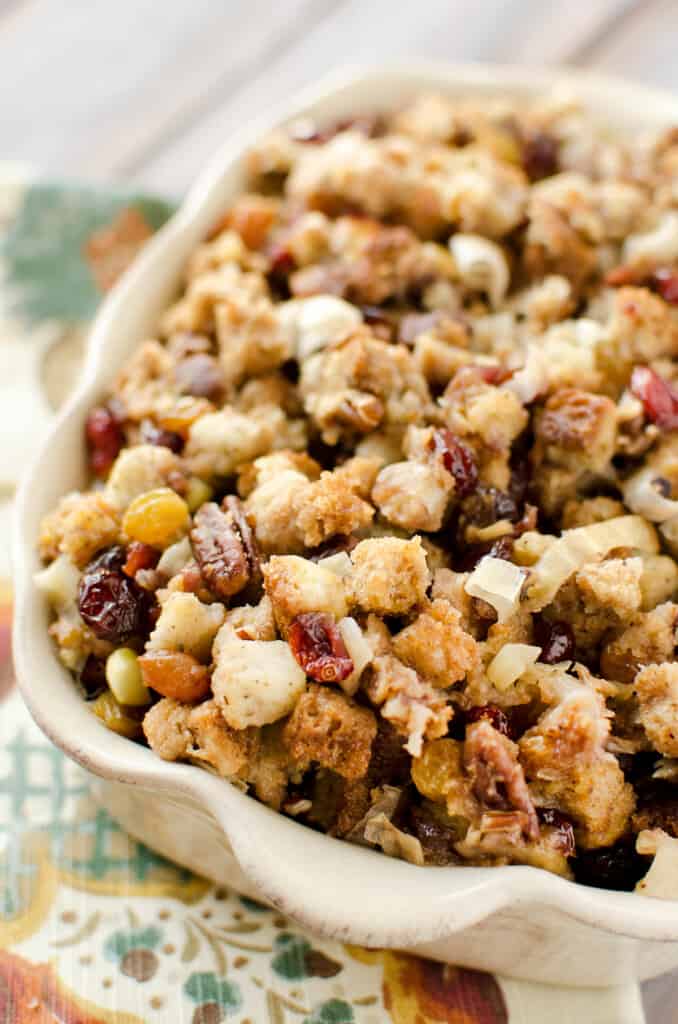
[522, 130, 559, 180]
[85, 405, 124, 477]
[91, 689, 145, 738]
[429, 429, 478, 497]
[630, 366, 678, 431]
[465, 705, 512, 738]
[140, 419, 184, 453]
[123, 488, 190, 547]
[288, 612, 354, 683]
[535, 618, 575, 664]
[190, 501, 250, 599]
[79, 654, 107, 700]
[78, 559, 145, 642]
[139, 651, 211, 702]
[572, 839, 647, 891]
[653, 268, 678, 305]
[123, 542, 159, 577]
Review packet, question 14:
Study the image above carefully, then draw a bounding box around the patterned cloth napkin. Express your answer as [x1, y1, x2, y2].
[0, 166, 646, 1023]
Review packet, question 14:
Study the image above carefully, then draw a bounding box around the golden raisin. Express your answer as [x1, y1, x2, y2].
[156, 396, 212, 433]
[91, 689, 145, 738]
[139, 651, 211, 702]
[411, 738, 463, 803]
[122, 488, 189, 547]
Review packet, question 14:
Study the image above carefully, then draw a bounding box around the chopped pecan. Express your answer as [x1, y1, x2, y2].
[190, 501, 250, 599]
[464, 720, 539, 840]
[224, 495, 262, 593]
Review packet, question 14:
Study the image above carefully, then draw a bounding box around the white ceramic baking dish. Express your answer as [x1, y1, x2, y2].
[13, 63, 678, 988]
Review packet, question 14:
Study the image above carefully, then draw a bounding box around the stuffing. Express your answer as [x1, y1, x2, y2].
[392, 599, 479, 687]
[146, 592, 225, 662]
[519, 685, 635, 848]
[601, 602, 678, 683]
[104, 444, 182, 511]
[372, 461, 453, 532]
[349, 537, 430, 616]
[38, 492, 120, 568]
[282, 684, 377, 779]
[211, 624, 307, 729]
[635, 663, 678, 757]
[41, 89, 678, 883]
[295, 468, 374, 547]
[185, 407, 275, 479]
[366, 654, 453, 756]
[263, 555, 349, 635]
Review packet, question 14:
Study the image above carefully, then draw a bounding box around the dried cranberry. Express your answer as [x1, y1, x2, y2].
[455, 535, 514, 572]
[465, 705, 511, 738]
[653, 268, 678, 305]
[267, 243, 296, 280]
[537, 808, 576, 856]
[407, 804, 459, 865]
[139, 419, 184, 453]
[78, 560, 145, 643]
[429, 430, 478, 497]
[79, 654, 107, 700]
[88, 545, 127, 572]
[572, 839, 648, 891]
[288, 613, 353, 683]
[85, 405, 124, 477]
[522, 130, 559, 181]
[308, 534, 358, 562]
[174, 354, 225, 402]
[123, 542, 160, 577]
[630, 365, 678, 431]
[535, 619, 575, 664]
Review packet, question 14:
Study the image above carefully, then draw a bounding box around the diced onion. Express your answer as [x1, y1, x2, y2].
[449, 233, 509, 309]
[487, 643, 542, 691]
[622, 468, 678, 524]
[364, 812, 425, 866]
[464, 556, 526, 622]
[636, 829, 678, 899]
[623, 211, 678, 263]
[317, 551, 353, 578]
[338, 616, 373, 695]
[504, 344, 548, 404]
[156, 536, 192, 577]
[278, 295, 362, 360]
[526, 515, 659, 611]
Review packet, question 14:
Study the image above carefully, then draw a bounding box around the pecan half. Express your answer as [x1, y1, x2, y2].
[464, 720, 539, 841]
[190, 501, 251, 599]
[223, 495, 262, 592]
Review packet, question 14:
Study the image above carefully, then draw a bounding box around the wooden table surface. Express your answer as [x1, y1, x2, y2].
[2, 0, 677, 1018]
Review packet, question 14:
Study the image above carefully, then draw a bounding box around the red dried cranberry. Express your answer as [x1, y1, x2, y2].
[85, 405, 124, 477]
[572, 839, 648, 891]
[288, 613, 353, 683]
[79, 654, 107, 700]
[522, 130, 559, 181]
[88, 545, 127, 572]
[267, 243, 296, 279]
[140, 419, 184, 453]
[465, 705, 511, 738]
[653, 268, 678, 305]
[174, 354, 225, 402]
[430, 430, 478, 497]
[630, 365, 678, 431]
[537, 808, 576, 856]
[123, 542, 160, 577]
[534, 619, 575, 664]
[78, 560, 145, 643]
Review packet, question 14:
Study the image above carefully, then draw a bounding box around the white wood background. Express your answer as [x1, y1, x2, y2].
[2, 0, 678, 1018]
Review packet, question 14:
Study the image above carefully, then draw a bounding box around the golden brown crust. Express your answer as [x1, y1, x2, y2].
[282, 684, 377, 780]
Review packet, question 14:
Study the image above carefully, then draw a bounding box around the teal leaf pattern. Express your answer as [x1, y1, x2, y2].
[0, 183, 174, 322]
[184, 972, 242, 1013]
[304, 999, 355, 1024]
[271, 932, 312, 981]
[103, 925, 162, 961]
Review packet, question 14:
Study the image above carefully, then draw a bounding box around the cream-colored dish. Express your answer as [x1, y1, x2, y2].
[13, 63, 678, 988]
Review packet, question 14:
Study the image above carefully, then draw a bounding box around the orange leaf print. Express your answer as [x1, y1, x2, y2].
[382, 952, 508, 1024]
